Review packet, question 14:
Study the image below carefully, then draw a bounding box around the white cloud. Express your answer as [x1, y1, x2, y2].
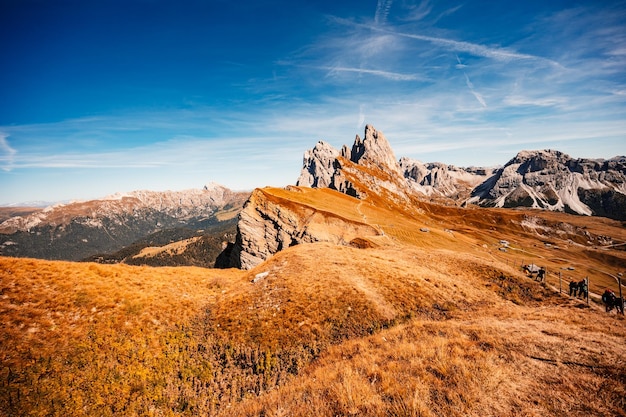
[332, 16, 561, 66]
[0, 134, 17, 171]
[385, 28, 560, 65]
[375, 0, 393, 25]
[320, 65, 422, 81]
[403, 0, 433, 22]
[455, 55, 467, 69]
[464, 73, 487, 108]
[357, 104, 366, 129]
[503, 95, 567, 108]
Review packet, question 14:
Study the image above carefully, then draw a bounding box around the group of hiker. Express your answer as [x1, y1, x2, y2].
[523, 263, 623, 314]
[568, 278, 588, 298]
[525, 265, 590, 301]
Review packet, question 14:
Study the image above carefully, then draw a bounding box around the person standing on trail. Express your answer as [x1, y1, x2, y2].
[569, 280, 577, 297]
[578, 279, 588, 298]
[537, 267, 546, 282]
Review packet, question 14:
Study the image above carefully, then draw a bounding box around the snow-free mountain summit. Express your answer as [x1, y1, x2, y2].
[467, 150, 626, 219]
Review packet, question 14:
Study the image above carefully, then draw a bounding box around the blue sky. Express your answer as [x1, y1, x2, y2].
[1, 0, 625, 204]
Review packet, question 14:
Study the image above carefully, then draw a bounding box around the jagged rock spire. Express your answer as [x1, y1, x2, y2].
[296, 141, 339, 188]
[353, 125, 400, 171]
[297, 125, 402, 189]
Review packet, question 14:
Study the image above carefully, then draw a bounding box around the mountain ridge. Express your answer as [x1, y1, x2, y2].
[2, 126, 624, 265]
[0, 183, 250, 262]
[467, 149, 626, 219]
[297, 125, 626, 218]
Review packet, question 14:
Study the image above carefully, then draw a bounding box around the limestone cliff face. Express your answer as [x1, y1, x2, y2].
[296, 141, 339, 189]
[223, 187, 380, 270]
[399, 157, 493, 200]
[467, 150, 626, 219]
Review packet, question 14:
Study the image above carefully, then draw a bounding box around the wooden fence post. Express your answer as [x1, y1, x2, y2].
[619, 273, 624, 315]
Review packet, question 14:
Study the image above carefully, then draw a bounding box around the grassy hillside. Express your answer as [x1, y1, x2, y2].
[1, 188, 625, 416]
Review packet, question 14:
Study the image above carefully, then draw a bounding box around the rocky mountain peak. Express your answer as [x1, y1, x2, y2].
[297, 125, 409, 201]
[468, 150, 626, 219]
[297, 125, 496, 205]
[508, 149, 570, 174]
[345, 125, 399, 171]
[297, 125, 403, 188]
[296, 140, 340, 188]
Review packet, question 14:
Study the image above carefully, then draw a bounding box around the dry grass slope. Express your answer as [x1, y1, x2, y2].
[1, 187, 625, 416]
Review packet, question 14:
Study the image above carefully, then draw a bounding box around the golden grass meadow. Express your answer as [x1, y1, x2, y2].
[1, 186, 625, 416]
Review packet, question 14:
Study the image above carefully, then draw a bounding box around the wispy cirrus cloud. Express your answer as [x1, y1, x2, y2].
[0, 135, 17, 171]
[331, 9, 561, 66]
[374, 0, 394, 25]
[373, 26, 560, 66]
[503, 95, 568, 108]
[463, 73, 487, 108]
[407, 0, 431, 21]
[315, 65, 424, 81]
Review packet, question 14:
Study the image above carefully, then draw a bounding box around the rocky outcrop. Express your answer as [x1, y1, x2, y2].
[220, 187, 380, 270]
[296, 125, 494, 202]
[297, 125, 492, 204]
[297, 141, 340, 189]
[467, 150, 626, 219]
[296, 124, 400, 190]
[297, 125, 417, 204]
[342, 125, 400, 172]
[399, 158, 493, 200]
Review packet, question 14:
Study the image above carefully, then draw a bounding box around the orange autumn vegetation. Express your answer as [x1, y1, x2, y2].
[1, 187, 625, 416]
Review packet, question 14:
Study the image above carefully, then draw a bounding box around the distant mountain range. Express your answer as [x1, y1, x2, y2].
[297, 125, 626, 220]
[467, 150, 626, 219]
[0, 183, 249, 264]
